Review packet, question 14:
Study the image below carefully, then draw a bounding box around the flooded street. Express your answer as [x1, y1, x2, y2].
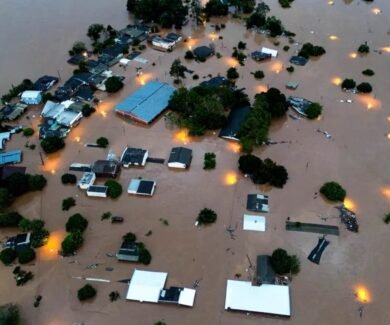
[0, 0, 390, 324]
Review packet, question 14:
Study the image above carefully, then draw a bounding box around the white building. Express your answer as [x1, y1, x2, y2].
[225, 280, 291, 316]
[21, 90, 42, 105]
[56, 110, 82, 128]
[261, 47, 278, 58]
[78, 172, 96, 190]
[128, 179, 156, 196]
[86, 185, 108, 198]
[243, 214, 266, 232]
[41, 101, 65, 119]
[167, 147, 192, 169]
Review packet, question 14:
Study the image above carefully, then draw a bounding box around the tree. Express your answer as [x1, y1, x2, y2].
[81, 104, 96, 117]
[227, 67, 239, 79]
[138, 247, 152, 265]
[197, 208, 217, 224]
[78, 284, 97, 301]
[66, 214, 88, 233]
[96, 137, 109, 148]
[23, 128, 34, 137]
[204, 0, 229, 17]
[362, 69, 374, 76]
[253, 70, 264, 79]
[0, 248, 16, 265]
[358, 43, 370, 54]
[105, 76, 124, 93]
[383, 212, 390, 224]
[61, 173, 77, 185]
[298, 43, 326, 59]
[4, 173, 30, 196]
[61, 231, 83, 255]
[62, 197, 76, 211]
[18, 247, 36, 264]
[0, 189, 13, 209]
[28, 175, 47, 191]
[170, 59, 187, 84]
[271, 249, 291, 274]
[109, 291, 120, 302]
[357, 82, 372, 93]
[286, 66, 294, 73]
[184, 50, 194, 60]
[306, 102, 322, 120]
[0, 212, 22, 228]
[41, 136, 65, 154]
[265, 16, 283, 37]
[238, 154, 262, 175]
[203, 152, 216, 170]
[341, 78, 356, 90]
[261, 88, 289, 118]
[289, 255, 300, 274]
[268, 164, 289, 188]
[18, 218, 32, 232]
[0, 304, 20, 325]
[320, 182, 346, 201]
[154, 322, 166, 325]
[279, 0, 294, 8]
[123, 232, 137, 242]
[87, 24, 105, 42]
[71, 41, 87, 55]
[246, 2, 269, 29]
[105, 180, 122, 199]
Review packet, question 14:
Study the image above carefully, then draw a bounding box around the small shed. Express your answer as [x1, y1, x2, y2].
[78, 172, 96, 190]
[0, 150, 22, 166]
[255, 255, 276, 285]
[246, 193, 269, 213]
[120, 147, 148, 167]
[21, 91, 42, 105]
[91, 160, 120, 178]
[167, 147, 192, 169]
[86, 185, 108, 198]
[193, 46, 214, 60]
[116, 240, 139, 262]
[243, 214, 266, 232]
[128, 179, 156, 196]
[6, 233, 31, 253]
[261, 47, 278, 58]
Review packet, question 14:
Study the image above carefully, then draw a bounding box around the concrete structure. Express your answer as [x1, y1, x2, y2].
[21, 90, 42, 104]
[167, 147, 192, 169]
[126, 269, 196, 307]
[86, 185, 108, 198]
[219, 106, 250, 141]
[0, 150, 22, 166]
[115, 81, 175, 124]
[120, 147, 148, 167]
[128, 179, 156, 196]
[78, 172, 96, 190]
[243, 214, 266, 232]
[225, 280, 291, 316]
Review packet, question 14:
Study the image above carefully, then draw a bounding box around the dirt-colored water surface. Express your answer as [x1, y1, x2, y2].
[0, 0, 389, 324]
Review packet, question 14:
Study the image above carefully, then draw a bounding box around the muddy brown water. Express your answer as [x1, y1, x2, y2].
[0, 0, 390, 324]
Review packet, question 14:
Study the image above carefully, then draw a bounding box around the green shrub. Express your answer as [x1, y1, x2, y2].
[0, 248, 17, 265]
[77, 284, 97, 301]
[104, 180, 122, 199]
[358, 43, 370, 54]
[41, 136, 65, 154]
[341, 78, 356, 90]
[81, 104, 96, 117]
[383, 213, 390, 224]
[105, 76, 124, 93]
[197, 208, 217, 224]
[320, 182, 346, 201]
[286, 66, 294, 73]
[109, 291, 120, 302]
[62, 197, 76, 211]
[23, 128, 34, 137]
[283, 45, 290, 51]
[203, 152, 216, 170]
[279, 0, 294, 8]
[123, 232, 136, 242]
[101, 212, 111, 220]
[66, 214, 88, 233]
[18, 247, 36, 264]
[184, 50, 194, 59]
[138, 247, 152, 265]
[0, 212, 23, 228]
[96, 137, 109, 148]
[253, 70, 265, 79]
[61, 231, 83, 255]
[362, 69, 374, 76]
[356, 82, 372, 93]
[61, 173, 77, 185]
[306, 102, 322, 120]
[227, 67, 239, 79]
[0, 304, 20, 325]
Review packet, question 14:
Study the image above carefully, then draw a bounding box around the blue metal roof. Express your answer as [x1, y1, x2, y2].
[0, 150, 22, 165]
[115, 81, 175, 124]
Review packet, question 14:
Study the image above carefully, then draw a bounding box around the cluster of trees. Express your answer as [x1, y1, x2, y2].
[85, 24, 122, 54]
[341, 78, 373, 93]
[105, 76, 124, 93]
[18, 218, 49, 248]
[170, 59, 188, 84]
[203, 0, 229, 17]
[203, 152, 216, 170]
[238, 154, 289, 188]
[104, 180, 123, 199]
[123, 232, 152, 265]
[271, 248, 300, 274]
[61, 173, 77, 185]
[81, 104, 96, 117]
[0, 304, 20, 325]
[0, 212, 23, 228]
[227, 67, 239, 79]
[127, 0, 188, 28]
[320, 181, 346, 202]
[0, 172, 47, 209]
[279, 0, 294, 8]
[258, 88, 289, 118]
[197, 208, 218, 225]
[246, 3, 285, 37]
[168, 85, 249, 136]
[61, 214, 88, 255]
[298, 43, 326, 59]
[232, 47, 246, 66]
[41, 136, 65, 154]
[1, 79, 33, 104]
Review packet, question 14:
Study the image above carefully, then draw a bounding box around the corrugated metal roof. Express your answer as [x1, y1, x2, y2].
[0, 150, 22, 165]
[115, 81, 175, 124]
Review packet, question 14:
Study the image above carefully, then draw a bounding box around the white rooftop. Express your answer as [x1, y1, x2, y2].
[21, 90, 41, 98]
[225, 280, 291, 316]
[178, 288, 196, 307]
[243, 214, 266, 232]
[261, 47, 278, 58]
[126, 269, 167, 303]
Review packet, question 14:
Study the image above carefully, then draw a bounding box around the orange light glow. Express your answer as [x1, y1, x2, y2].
[328, 0, 334, 5]
[382, 187, 390, 199]
[100, 110, 107, 117]
[387, 117, 390, 122]
[74, 136, 80, 143]
[349, 52, 358, 59]
[329, 35, 338, 41]
[331, 77, 342, 86]
[387, 134, 390, 139]
[316, 115, 322, 121]
[371, 8, 381, 15]
[42, 155, 61, 174]
[226, 142, 241, 153]
[208, 32, 218, 41]
[225, 57, 239, 68]
[138, 73, 152, 86]
[39, 230, 66, 261]
[354, 284, 372, 304]
[224, 172, 238, 185]
[270, 61, 283, 74]
[173, 129, 191, 144]
[186, 37, 198, 50]
[382, 46, 390, 53]
[357, 95, 381, 111]
[256, 84, 268, 93]
[343, 197, 357, 212]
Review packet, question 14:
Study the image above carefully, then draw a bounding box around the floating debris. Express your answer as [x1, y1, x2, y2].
[336, 205, 359, 233]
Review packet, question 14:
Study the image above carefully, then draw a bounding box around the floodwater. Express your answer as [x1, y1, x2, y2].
[0, 0, 390, 324]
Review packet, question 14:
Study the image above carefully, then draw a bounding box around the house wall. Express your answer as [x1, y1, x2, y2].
[168, 162, 186, 169]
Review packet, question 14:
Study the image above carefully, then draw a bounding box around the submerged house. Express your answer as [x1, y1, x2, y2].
[287, 96, 313, 116]
[246, 193, 269, 213]
[219, 106, 250, 141]
[21, 91, 41, 105]
[193, 46, 215, 60]
[78, 172, 96, 190]
[251, 51, 272, 62]
[86, 185, 108, 198]
[0, 102, 28, 121]
[128, 179, 156, 196]
[6, 233, 31, 253]
[167, 147, 192, 169]
[120, 147, 148, 168]
[199, 76, 228, 88]
[91, 160, 121, 178]
[116, 240, 140, 262]
[0, 150, 22, 166]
